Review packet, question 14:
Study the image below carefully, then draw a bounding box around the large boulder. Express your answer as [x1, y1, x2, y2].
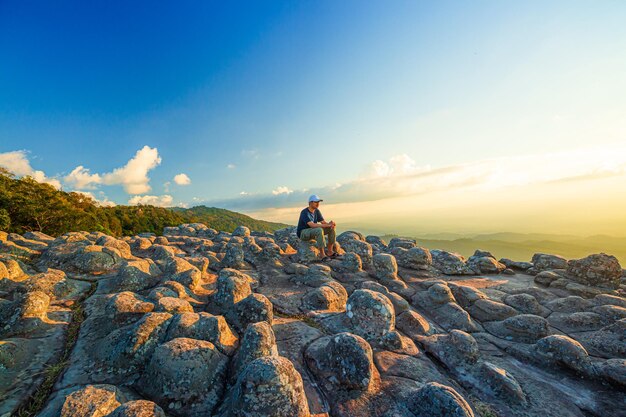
[389, 246, 432, 270]
[345, 289, 395, 342]
[165, 312, 239, 355]
[531, 253, 568, 271]
[431, 250, 474, 275]
[467, 250, 506, 274]
[60, 384, 126, 417]
[566, 253, 622, 289]
[230, 321, 278, 379]
[408, 382, 474, 417]
[109, 400, 165, 417]
[305, 332, 376, 391]
[301, 281, 348, 312]
[138, 337, 229, 417]
[228, 356, 310, 417]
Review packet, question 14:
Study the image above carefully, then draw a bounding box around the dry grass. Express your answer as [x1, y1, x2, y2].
[12, 281, 96, 417]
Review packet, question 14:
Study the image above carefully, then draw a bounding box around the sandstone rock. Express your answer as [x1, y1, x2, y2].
[427, 282, 457, 304]
[337, 231, 365, 244]
[109, 400, 165, 417]
[213, 268, 252, 308]
[345, 289, 395, 342]
[468, 299, 517, 322]
[96, 235, 133, 259]
[95, 312, 172, 371]
[599, 358, 626, 387]
[387, 237, 416, 249]
[340, 252, 362, 272]
[231, 321, 278, 379]
[301, 281, 347, 312]
[360, 281, 410, 313]
[499, 258, 533, 271]
[390, 246, 432, 270]
[371, 253, 407, 290]
[547, 311, 604, 333]
[228, 356, 310, 417]
[373, 253, 398, 280]
[341, 239, 373, 266]
[535, 335, 592, 374]
[232, 225, 251, 237]
[485, 314, 549, 343]
[576, 319, 626, 359]
[138, 337, 228, 416]
[531, 253, 568, 271]
[104, 292, 154, 324]
[60, 384, 126, 417]
[408, 382, 474, 417]
[155, 297, 193, 313]
[104, 259, 161, 293]
[296, 240, 321, 263]
[479, 362, 526, 403]
[305, 332, 376, 391]
[467, 250, 506, 274]
[566, 253, 622, 289]
[423, 330, 479, 367]
[396, 310, 433, 337]
[161, 257, 201, 290]
[592, 304, 626, 321]
[594, 294, 626, 308]
[503, 293, 547, 316]
[431, 250, 474, 275]
[546, 296, 593, 313]
[229, 293, 273, 333]
[365, 235, 387, 251]
[166, 312, 238, 355]
[221, 242, 246, 269]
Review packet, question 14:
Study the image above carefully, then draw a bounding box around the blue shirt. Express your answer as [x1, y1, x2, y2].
[296, 207, 324, 237]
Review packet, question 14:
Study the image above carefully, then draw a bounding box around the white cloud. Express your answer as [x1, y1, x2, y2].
[64, 166, 102, 189]
[73, 190, 116, 207]
[173, 173, 191, 185]
[227, 163, 236, 169]
[61, 145, 161, 194]
[200, 143, 626, 211]
[364, 154, 430, 178]
[242, 149, 260, 159]
[272, 186, 293, 195]
[163, 181, 171, 192]
[240, 191, 249, 196]
[100, 145, 162, 194]
[127, 194, 173, 207]
[0, 150, 62, 189]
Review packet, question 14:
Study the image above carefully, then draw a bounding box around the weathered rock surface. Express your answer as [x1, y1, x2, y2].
[0, 225, 623, 417]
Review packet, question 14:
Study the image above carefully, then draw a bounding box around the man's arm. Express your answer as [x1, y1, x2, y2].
[307, 221, 330, 228]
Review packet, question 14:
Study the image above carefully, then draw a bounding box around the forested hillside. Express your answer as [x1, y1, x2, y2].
[0, 168, 289, 237]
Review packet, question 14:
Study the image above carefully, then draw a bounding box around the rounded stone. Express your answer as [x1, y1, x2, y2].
[231, 356, 310, 417]
[346, 289, 395, 341]
[408, 382, 474, 417]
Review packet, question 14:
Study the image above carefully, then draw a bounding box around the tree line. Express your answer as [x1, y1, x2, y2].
[0, 168, 288, 237]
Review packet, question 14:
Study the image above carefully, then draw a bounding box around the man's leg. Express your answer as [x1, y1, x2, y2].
[323, 227, 336, 254]
[313, 228, 327, 254]
[301, 228, 326, 256]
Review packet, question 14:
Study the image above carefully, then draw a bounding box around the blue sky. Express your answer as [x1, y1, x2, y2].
[2, 1, 626, 235]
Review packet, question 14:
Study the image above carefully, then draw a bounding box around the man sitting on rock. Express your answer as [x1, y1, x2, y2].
[297, 194, 337, 261]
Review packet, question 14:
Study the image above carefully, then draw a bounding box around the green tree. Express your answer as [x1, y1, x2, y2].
[0, 208, 10, 231]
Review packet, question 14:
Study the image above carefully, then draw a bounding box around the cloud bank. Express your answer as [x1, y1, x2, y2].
[0, 150, 62, 189]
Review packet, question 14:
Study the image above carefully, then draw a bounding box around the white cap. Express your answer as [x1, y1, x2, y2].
[308, 194, 323, 203]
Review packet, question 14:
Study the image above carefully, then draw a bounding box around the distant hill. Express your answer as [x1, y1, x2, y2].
[170, 206, 289, 234]
[0, 168, 289, 237]
[380, 234, 626, 266]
